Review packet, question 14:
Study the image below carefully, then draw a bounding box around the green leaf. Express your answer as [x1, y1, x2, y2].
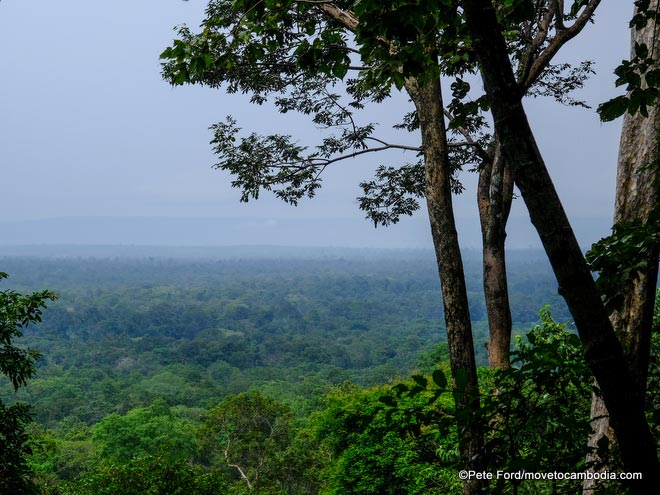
[332, 63, 348, 79]
[411, 374, 428, 388]
[432, 369, 447, 389]
[597, 95, 629, 122]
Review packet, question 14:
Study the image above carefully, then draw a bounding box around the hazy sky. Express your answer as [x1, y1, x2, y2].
[0, 0, 634, 247]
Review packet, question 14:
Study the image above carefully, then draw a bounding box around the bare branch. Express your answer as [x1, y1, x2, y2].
[517, 1, 555, 84]
[554, 0, 566, 30]
[312, 142, 422, 167]
[522, 0, 601, 91]
[318, 3, 359, 32]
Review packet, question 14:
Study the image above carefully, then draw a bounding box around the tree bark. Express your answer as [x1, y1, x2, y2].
[478, 142, 514, 369]
[462, 0, 660, 491]
[609, 0, 660, 406]
[406, 76, 485, 495]
[478, 0, 601, 370]
[585, 3, 660, 491]
[316, 6, 486, 491]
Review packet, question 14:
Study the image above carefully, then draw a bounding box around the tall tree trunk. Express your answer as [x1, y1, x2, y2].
[585, 3, 660, 491]
[317, 7, 485, 491]
[462, 0, 660, 491]
[609, 0, 660, 412]
[478, 142, 514, 369]
[406, 76, 484, 495]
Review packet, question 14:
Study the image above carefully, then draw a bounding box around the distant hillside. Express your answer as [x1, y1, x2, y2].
[0, 214, 613, 249]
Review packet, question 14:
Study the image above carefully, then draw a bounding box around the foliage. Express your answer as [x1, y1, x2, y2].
[314, 379, 461, 495]
[58, 455, 230, 495]
[200, 391, 293, 491]
[91, 399, 199, 464]
[482, 307, 593, 494]
[200, 390, 324, 494]
[598, 0, 660, 121]
[586, 207, 660, 312]
[1, 254, 569, 428]
[27, 421, 97, 485]
[646, 289, 660, 442]
[0, 272, 55, 494]
[0, 255, 597, 493]
[654, 288, 660, 332]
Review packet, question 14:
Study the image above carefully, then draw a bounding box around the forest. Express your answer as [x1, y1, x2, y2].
[3, 0, 660, 494]
[1, 250, 629, 495]
[153, 0, 660, 491]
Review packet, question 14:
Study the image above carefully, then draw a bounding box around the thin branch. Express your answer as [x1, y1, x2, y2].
[521, 0, 601, 91]
[228, 463, 253, 489]
[319, 87, 359, 133]
[530, 1, 556, 52]
[517, 1, 556, 84]
[554, 0, 566, 30]
[314, 143, 421, 166]
[442, 109, 491, 162]
[448, 140, 484, 148]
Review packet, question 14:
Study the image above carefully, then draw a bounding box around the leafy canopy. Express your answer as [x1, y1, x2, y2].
[161, 0, 594, 226]
[0, 272, 56, 494]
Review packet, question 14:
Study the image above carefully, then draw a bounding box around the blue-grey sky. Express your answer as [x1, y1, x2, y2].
[0, 0, 632, 247]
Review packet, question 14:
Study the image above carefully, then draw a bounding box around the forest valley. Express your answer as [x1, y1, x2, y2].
[0, 254, 659, 495]
[3, 0, 660, 494]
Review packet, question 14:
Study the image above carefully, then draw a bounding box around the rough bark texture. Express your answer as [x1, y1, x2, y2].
[406, 76, 485, 495]
[585, 3, 660, 491]
[478, 142, 514, 369]
[610, 9, 660, 397]
[462, 0, 660, 491]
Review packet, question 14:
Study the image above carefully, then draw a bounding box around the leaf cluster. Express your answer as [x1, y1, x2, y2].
[599, 0, 660, 121]
[481, 308, 593, 493]
[0, 273, 56, 494]
[645, 290, 660, 442]
[358, 162, 425, 227]
[598, 41, 660, 121]
[586, 207, 660, 313]
[315, 378, 460, 495]
[527, 60, 595, 107]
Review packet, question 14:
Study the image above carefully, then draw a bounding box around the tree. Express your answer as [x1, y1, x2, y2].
[200, 391, 294, 491]
[313, 380, 461, 495]
[0, 272, 55, 494]
[62, 455, 230, 495]
[584, 1, 660, 489]
[160, 3, 603, 492]
[460, 0, 659, 491]
[473, 0, 598, 369]
[161, 3, 485, 491]
[91, 399, 199, 464]
[482, 308, 593, 494]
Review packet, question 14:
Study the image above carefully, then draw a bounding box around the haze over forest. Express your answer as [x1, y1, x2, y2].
[0, 0, 630, 250]
[2, 1, 660, 495]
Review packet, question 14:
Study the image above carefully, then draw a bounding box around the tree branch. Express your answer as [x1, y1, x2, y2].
[311, 142, 422, 167]
[521, 0, 601, 91]
[318, 3, 359, 32]
[443, 109, 491, 162]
